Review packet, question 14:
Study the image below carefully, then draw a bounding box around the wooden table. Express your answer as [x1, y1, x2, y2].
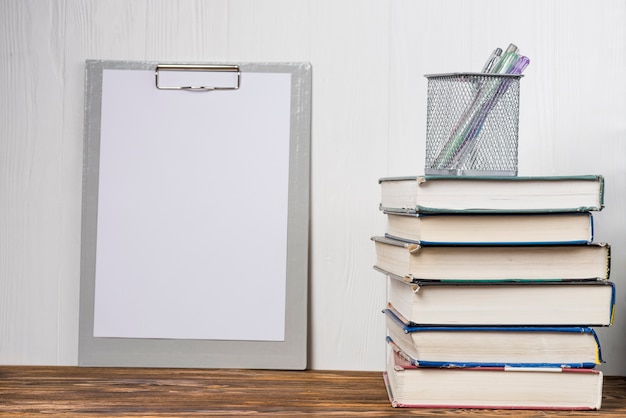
[1, 366, 626, 416]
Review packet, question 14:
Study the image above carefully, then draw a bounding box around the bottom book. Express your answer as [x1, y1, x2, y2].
[384, 343, 603, 410]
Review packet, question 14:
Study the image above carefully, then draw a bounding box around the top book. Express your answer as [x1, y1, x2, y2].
[379, 175, 605, 213]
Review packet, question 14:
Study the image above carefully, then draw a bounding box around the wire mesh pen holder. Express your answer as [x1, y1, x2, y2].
[424, 73, 522, 176]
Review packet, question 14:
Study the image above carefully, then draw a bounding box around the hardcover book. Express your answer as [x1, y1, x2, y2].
[384, 309, 602, 368]
[379, 175, 604, 214]
[384, 211, 594, 245]
[372, 235, 610, 282]
[383, 272, 615, 326]
[384, 342, 603, 410]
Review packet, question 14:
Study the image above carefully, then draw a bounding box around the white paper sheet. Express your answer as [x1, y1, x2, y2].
[93, 69, 291, 341]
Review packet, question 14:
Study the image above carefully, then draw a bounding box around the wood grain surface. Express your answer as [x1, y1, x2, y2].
[1, 366, 626, 417]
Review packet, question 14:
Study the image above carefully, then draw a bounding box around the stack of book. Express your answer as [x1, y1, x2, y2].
[372, 175, 614, 410]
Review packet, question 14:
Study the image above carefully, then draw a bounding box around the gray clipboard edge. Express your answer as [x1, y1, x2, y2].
[78, 60, 312, 370]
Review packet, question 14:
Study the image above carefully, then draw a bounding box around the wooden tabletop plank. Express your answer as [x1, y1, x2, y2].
[1, 367, 625, 416]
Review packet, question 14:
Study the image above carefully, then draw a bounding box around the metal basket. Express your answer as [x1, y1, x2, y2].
[424, 73, 521, 176]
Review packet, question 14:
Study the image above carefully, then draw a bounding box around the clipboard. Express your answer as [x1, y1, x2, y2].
[79, 60, 311, 369]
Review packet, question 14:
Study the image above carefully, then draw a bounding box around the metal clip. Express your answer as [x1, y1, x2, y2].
[155, 64, 240, 91]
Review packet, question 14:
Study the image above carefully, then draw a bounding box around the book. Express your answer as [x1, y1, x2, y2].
[379, 175, 605, 213]
[383, 273, 615, 326]
[384, 342, 604, 410]
[384, 309, 602, 368]
[372, 235, 610, 281]
[384, 211, 594, 245]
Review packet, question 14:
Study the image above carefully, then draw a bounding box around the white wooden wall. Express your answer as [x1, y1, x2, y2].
[1, 0, 626, 374]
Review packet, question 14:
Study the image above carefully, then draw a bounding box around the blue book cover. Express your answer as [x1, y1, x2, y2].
[384, 309, 603, 369]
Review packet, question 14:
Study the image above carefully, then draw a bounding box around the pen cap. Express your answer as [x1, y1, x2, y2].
[504, 43, 518, 54]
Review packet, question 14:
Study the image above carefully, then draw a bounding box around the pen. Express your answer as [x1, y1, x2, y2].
[432, 44, 529, 170]
[491, 43, 518, 73]
[507, 55, 530, 75]
[437, 45, 504, 166]
[448, 55, 531, 167]
[481, 48, 502, 73]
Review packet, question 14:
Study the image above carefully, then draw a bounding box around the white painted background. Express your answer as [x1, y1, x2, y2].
[1, 0, 626, 374]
